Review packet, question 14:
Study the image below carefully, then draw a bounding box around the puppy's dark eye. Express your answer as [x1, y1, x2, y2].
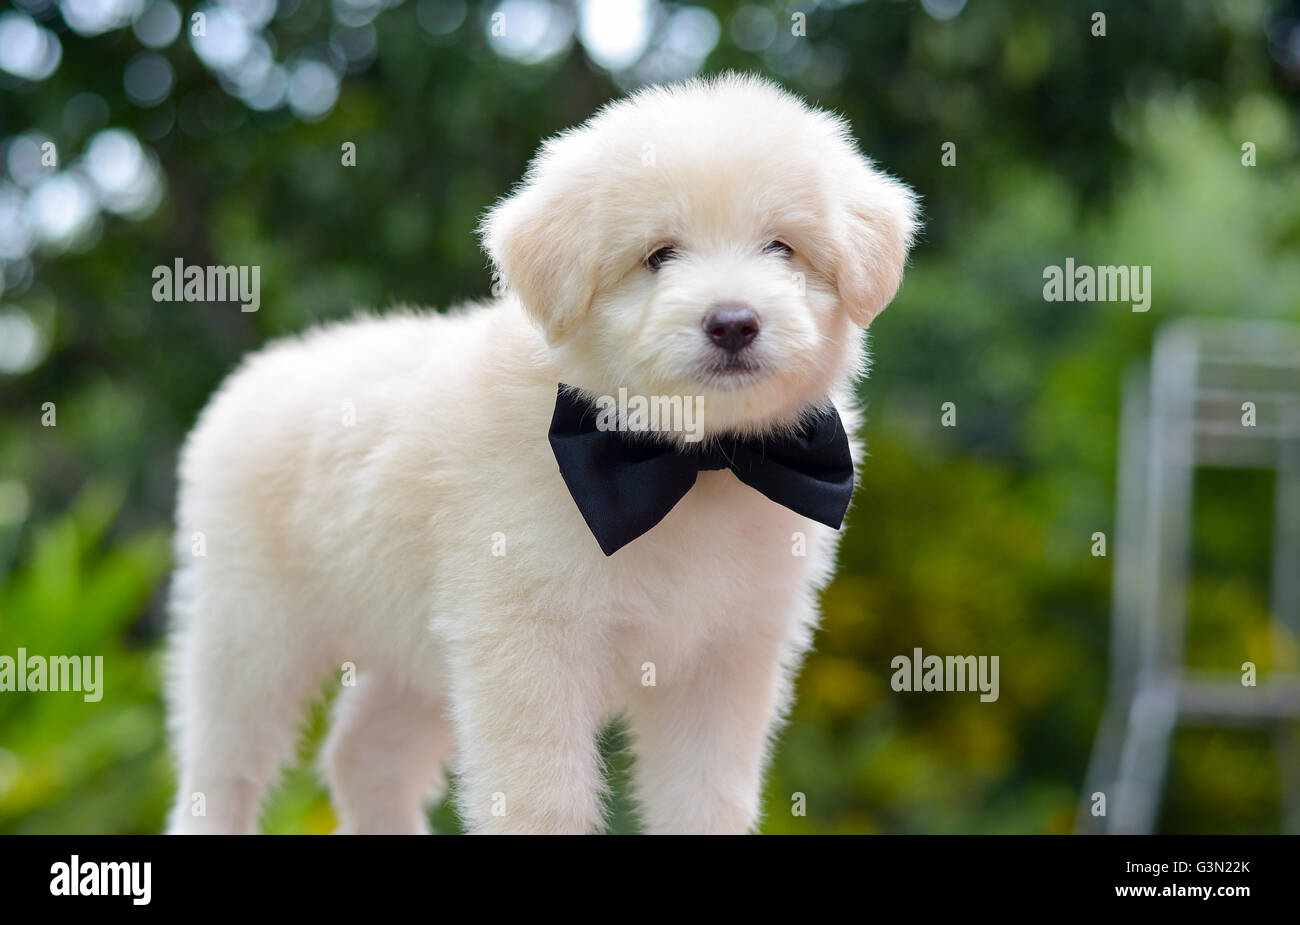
[645, 245, 679, 271]
[764, 239, 795, 258]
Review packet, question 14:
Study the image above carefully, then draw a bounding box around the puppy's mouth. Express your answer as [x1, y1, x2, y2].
[699, 355, 765, 389]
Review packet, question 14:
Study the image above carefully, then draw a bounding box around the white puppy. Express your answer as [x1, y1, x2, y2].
[165, 73, 919, 835]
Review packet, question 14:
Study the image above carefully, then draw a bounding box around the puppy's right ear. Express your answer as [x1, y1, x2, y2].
[479, 141, 600, 345]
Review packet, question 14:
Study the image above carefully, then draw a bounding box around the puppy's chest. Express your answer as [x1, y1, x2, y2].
[599, 472, 820, 621]
[653, 468, 813, 550]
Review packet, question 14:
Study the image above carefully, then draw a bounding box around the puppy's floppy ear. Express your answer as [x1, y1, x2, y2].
[479, 139, 601, 345]
[833, 159, 921, 328]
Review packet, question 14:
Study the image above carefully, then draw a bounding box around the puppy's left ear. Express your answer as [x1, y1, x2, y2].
[479, 142, 601, 345]
[834, 161, 921, 328]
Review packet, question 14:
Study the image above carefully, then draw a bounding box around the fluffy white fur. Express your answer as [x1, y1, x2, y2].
[165, 73, 919, 835]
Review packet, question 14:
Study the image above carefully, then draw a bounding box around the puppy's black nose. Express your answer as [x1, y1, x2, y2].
[703, 304, 760, 353]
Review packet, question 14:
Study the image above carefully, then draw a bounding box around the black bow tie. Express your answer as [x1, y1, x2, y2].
[547, 385, 855, 556]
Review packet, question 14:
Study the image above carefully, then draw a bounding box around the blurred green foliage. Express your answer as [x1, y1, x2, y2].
[1, 0, 1298, 833]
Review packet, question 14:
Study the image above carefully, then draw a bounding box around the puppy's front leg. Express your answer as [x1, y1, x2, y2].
[448, 623, 610, 835]
[628, 626, 796, 834]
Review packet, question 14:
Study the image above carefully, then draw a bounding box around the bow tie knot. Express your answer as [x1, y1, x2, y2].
[548, 385, 855, 555]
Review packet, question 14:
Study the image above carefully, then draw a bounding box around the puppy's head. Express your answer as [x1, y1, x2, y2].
[480, 73, 919, 437]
